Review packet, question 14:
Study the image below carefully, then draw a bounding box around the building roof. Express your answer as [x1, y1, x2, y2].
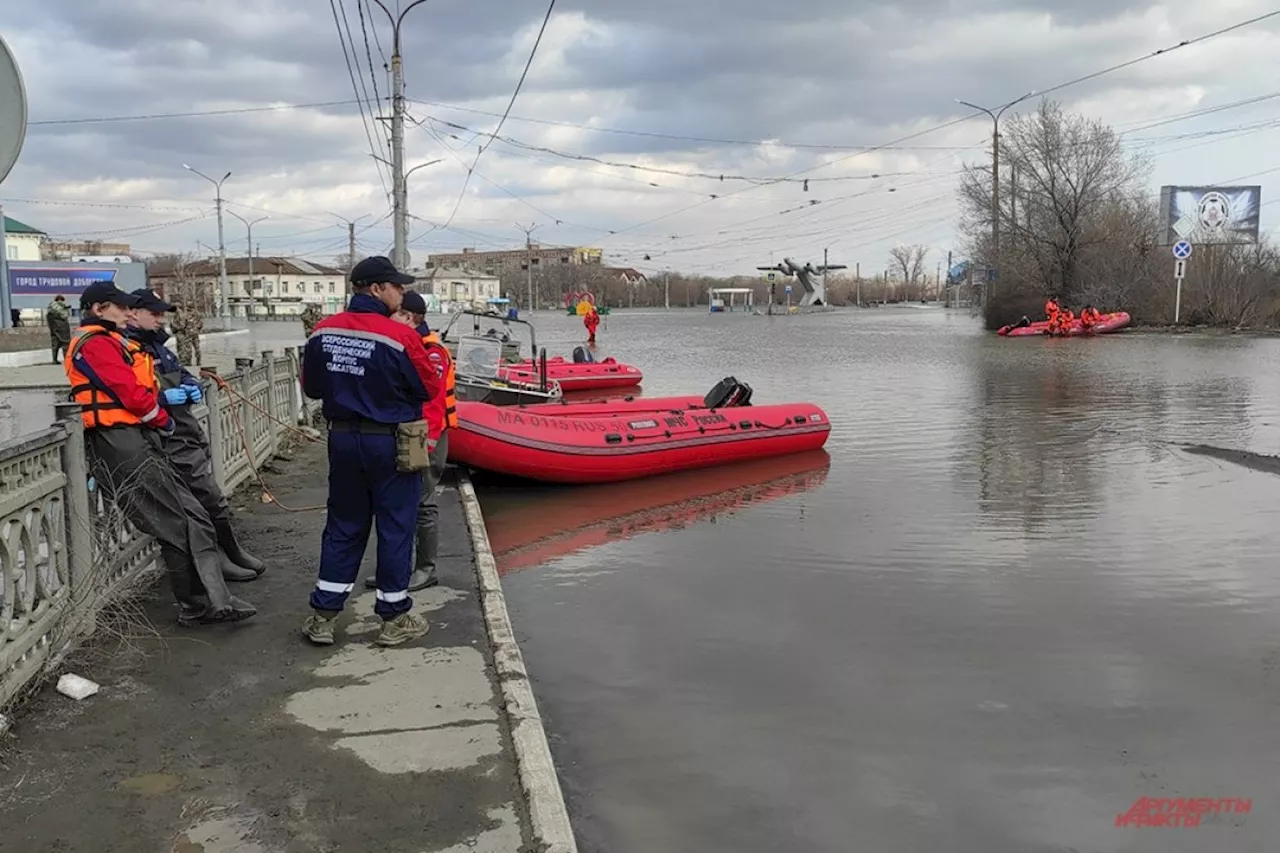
[3, 215, 44, 235]
[147, 256, 346, 278]
[604, 266, 646, 280]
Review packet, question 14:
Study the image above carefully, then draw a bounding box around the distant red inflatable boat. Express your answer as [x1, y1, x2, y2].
[498, 355, 643, 392]
[449, 382, 830, 484]
[998, 311, 1132, 337]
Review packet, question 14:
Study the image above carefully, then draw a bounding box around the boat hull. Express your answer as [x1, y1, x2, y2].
[498, 356, 643, 391]
[998, 311, 1132, 337]
[450, 400, 831, 483]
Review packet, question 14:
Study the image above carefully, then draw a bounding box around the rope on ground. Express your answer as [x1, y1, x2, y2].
[200, 370, 326, 513]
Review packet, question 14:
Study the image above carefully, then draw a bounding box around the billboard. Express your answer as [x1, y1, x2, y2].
[1159, 186, 1261, 245]
[8, 265, 118, 295]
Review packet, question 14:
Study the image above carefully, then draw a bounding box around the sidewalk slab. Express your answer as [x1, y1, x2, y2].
[0, 437, 540, 853]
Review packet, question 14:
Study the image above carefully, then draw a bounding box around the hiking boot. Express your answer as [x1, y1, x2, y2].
[302, 610, 338, 645]
[375, 611, 430, 647]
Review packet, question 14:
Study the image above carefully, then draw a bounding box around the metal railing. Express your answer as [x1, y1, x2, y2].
[0, 347, 317, 709]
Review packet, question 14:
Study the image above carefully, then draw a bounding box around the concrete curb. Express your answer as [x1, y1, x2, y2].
[0, 328, 251, 368]
[457, 471, 579, 853]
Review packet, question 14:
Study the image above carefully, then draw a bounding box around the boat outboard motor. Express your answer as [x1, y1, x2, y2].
[703, 377, 754, 408]
[572, 346, 595, 364]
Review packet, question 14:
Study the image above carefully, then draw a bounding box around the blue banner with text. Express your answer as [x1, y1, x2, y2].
[8, 266, 118, 295]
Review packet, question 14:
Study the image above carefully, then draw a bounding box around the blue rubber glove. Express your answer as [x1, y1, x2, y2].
[162, 387, 189, 406]
[182, 382, 203, 403]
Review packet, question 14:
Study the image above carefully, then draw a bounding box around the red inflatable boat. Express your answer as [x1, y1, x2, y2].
[498, 355, 643, 392]
[449, 379, 830, 484]
[998, 311, 1132, 337]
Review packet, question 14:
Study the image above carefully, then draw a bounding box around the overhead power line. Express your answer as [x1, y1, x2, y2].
[437, 0, 557, 231]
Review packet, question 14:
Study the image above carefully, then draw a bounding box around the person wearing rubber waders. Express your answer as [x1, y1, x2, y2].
[64, 282, 256, 627]
[125, 288, 266, 584]
[369, 289, 456, 593]
[584, 307, 600, 343]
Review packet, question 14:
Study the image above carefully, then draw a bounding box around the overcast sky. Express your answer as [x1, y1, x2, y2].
[3, 0, 1280, 278]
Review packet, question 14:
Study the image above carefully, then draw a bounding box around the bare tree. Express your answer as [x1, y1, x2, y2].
[888, 244, 929, 300]
[148, 253, 216, 315]
[958, 99, 1151, 325]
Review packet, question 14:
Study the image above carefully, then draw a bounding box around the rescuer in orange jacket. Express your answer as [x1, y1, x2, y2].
[1079, 304, 1102, 331]
[65, 282, 255, 626]
[584, 307, 600, 343]
[367, 289, 455, 592]
[1044, 295, 1061, 323]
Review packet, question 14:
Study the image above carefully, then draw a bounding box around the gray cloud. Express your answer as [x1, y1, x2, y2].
[4, 0, 1280, 271]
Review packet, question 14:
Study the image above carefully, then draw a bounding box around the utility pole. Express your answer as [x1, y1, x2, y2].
[369, 0, 429, 271]
[228, 211, 266, 310]
[855, 261, 861, 307]
[517, 222, 540, 313]
[183, 163, 232, 320]
[0, 201, 10, 329]
[327, 213, 370, 296]
[664, 270, 670, 310]
[946, 249, 952, 306]
[956, 91, 1034, 306]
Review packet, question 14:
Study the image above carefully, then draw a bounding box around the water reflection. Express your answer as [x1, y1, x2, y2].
[479, 450, 830, 575]
[495, 309, 1280, 853]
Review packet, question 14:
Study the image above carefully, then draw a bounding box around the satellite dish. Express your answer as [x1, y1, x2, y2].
[0, 34, 28, 184]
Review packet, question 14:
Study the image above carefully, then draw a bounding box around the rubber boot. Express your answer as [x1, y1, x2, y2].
[222, 558, 260, 583]
[215, 519, 266, 576]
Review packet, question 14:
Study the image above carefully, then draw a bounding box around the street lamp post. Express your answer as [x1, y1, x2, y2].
[368, 0, 430, 271]
[228, 211, 266, 315]
[183, 163, 232, 320]
[955, 92, 1035, 304]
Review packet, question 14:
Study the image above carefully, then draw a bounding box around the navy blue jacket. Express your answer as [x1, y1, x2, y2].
[125, 327, 198, 392]
[301, 293, 440, 424]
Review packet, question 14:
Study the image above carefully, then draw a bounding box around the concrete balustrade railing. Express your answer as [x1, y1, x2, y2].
[0, 347, 318, 709]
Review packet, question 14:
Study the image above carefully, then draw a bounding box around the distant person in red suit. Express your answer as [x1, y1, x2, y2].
[584, 307, 599, 343]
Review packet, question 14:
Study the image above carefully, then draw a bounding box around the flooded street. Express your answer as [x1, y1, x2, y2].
[484, 307, 1280, 853]
[0, 321, 308, 441]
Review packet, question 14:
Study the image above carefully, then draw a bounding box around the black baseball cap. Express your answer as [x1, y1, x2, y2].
[80, 282, 141, 311]
[350, 256, 415, 288]
[401, 290, 427, 315]
[130, 288, 175, 313]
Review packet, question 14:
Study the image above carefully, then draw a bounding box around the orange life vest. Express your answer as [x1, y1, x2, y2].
[1045, 299, 1060, 318]
[64, 328, 160, 429]
[422, 331, 457, 430]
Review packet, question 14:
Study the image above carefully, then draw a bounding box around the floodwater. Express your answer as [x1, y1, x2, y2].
[483, 307, 1280, 853]
[0, 320, 308, 442]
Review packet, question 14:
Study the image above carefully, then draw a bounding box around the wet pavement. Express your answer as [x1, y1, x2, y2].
[0, 438, 534, 853]
[486, 307, 1280, 853]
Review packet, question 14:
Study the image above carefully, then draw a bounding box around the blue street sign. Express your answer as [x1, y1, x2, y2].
[1172, 240, 1192, 259]
[785, 285, 792, 294]
[8, 265, 118, 295]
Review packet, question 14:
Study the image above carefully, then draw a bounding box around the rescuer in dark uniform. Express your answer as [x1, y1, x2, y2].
[366, 289, 455, 592]
[300, 257, 442, 647]
[125, 288, 266, 583]
[64, 282, 255, 626]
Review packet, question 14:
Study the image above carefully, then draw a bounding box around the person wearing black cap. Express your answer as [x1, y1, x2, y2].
[299, 256, 442, 647]
[364, 289, 453, 592]
[126, 288, 266, 583]
[64, 282, 255, 626]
